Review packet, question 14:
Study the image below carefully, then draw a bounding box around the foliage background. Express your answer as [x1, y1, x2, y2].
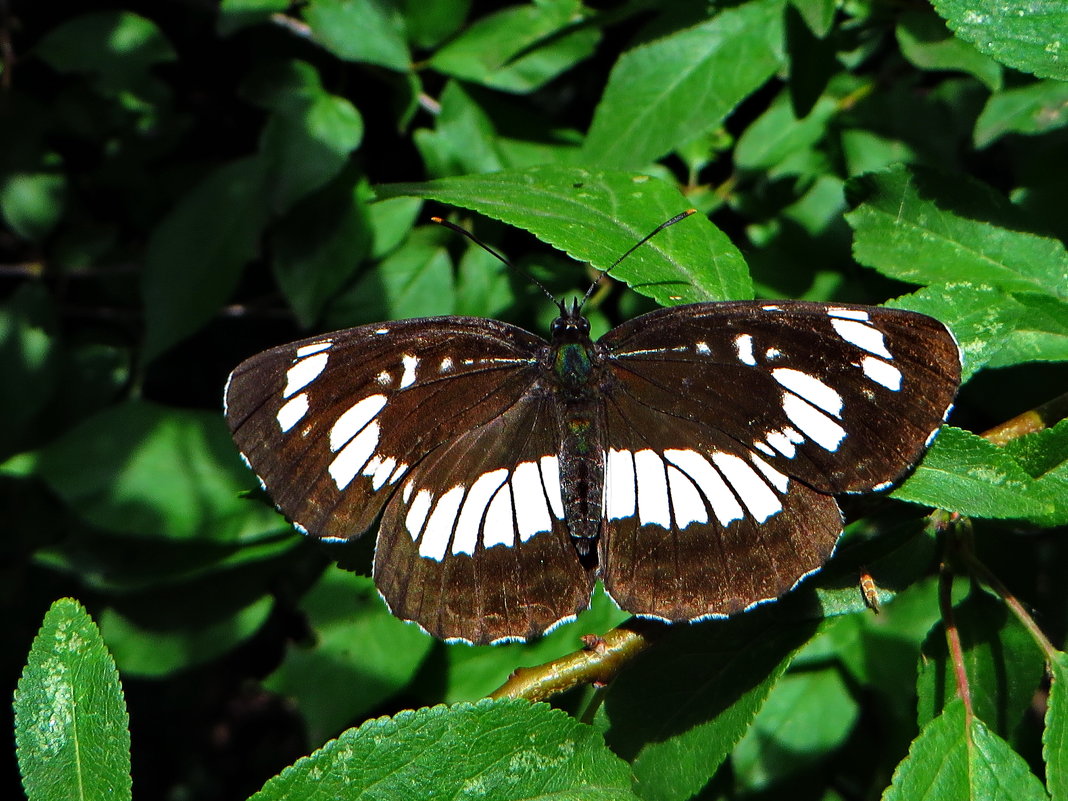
[4, 1, 1067, 800]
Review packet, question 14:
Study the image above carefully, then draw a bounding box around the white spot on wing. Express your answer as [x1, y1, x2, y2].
[539, 456, 564, 519]
[749, 452, 790, 492]
[283, 353, 327, 398]
[328, 422, 380, 489]
[377, 371, 392, 386]
[374, 327, 389, 335]
[605, 448, 636, 520]
[453, 468, 508, 555]
[389, 463, 409, 484]
[439, 357, 454, 372]
[512, 460, 553, 542]
[696, 341, 710, 355]
[827, 307, 870, 321]
[861, 356, 902, 390]
[634, 449, 671, 528]
[406, 490, 434, 540]
[664, 449, 743, 525]
[666, 465, 708, 528]
[276, 393, 309, 432]
[766, 430, 798, 458]
[399, 354, 419, 389]
[735, 334, 757, 366]
[772, 368, 843, 417]
[367, 456, 397, 490]
[754, 441, 776, 457]
[765, 347, 782, 360]
[831, 319, 893, 359]
[711, 452, 781, 522]
[483, 483, 515, 549]
[419, 486, 466, 560]
[762, 304, 782, 311]
[330, 394, 387, 452]
[782, 394, 845, 452]
[296, 340, 332, 357]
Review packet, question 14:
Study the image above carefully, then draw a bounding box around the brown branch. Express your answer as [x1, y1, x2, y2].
[488, 617, 666, 702]
[938, 548, 975, 725]
[980, 391, 1068, 445]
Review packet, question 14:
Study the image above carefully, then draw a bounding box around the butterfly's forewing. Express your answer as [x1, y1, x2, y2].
[374, 392, 594, 643]
[596, 300, 960, 618]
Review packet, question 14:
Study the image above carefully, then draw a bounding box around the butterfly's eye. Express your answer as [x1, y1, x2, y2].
[551, 313, 590, 339]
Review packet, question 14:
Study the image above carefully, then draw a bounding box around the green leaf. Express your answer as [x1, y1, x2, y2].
[34, 400, 282, 541]
[603, 614, 819, 801]
[405, 0, 470, 50]
[272, 178, 374, 327]
[1046, 652, 1068, 801]
[0, 171, 67, 241]
[896, 10, 1002, 90]
[100, 594, 273, 677]
[789, 0, 836, 38]
[264, 569, 434, 743]
[583, 0, 784, 168]
[413, 80, 506, 176]
[325, 224, 456, 325]
[892, 426, 1054, 522]
[142, 156, 270, 361]
[974, 80, 1068, 149]
[33, 10, 176, 93]
[734, 91, 838, 173]
[377, 166, 753, 304]
[0, 284, 58, 457]
[249, 700, 641, 801]
[1002, 419, 1068, 527]
[884, 698, 1047, 801]
[731, 666, 859, 792]
[931, 0, 1068, 81]
[217, 0, 291, 36]
[917, 588, 1046, 738]
[846, 166, 1068, 299]
[250, 61, 364, 214]
[886, 283, 1019, 383]
[302, 0, 410, 71]
[14, 598, 132, 801]
[983, 293, 1068, 369]
[428, 0, 600, 94]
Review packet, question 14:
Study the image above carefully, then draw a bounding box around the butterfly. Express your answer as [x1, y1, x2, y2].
[225, 259, 962, 644]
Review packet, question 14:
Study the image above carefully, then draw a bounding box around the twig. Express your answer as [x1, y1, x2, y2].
[938, 546, 975, 726]
[488, 617, 666, 702]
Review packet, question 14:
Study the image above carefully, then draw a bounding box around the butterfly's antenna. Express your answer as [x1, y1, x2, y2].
[580, 208, 698, 307]
[431, 216, 561, 310]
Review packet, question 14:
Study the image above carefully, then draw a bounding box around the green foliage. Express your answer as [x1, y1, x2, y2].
[4, 2, 1066, 800]
[14, 599, 131, 801]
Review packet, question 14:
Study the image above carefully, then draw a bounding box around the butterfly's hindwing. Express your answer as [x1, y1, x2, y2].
[373, 393, 594, 643]
[597, 396, 843, 619]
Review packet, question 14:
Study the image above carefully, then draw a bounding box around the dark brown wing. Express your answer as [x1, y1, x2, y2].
[596, 300, 960, 619]
[373, 393, 594, 643]
[225, 316, 593, 643]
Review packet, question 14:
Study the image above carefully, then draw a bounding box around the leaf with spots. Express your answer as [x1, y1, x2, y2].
[14, 598, 132, 801]
[248, 699, 640, 801]
[892, 426, 1055, 522]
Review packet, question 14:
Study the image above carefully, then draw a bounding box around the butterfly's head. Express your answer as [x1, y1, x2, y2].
[551, 297, 591, 342]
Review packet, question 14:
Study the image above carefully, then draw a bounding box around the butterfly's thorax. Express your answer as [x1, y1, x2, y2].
[546, 304, 608, 553]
